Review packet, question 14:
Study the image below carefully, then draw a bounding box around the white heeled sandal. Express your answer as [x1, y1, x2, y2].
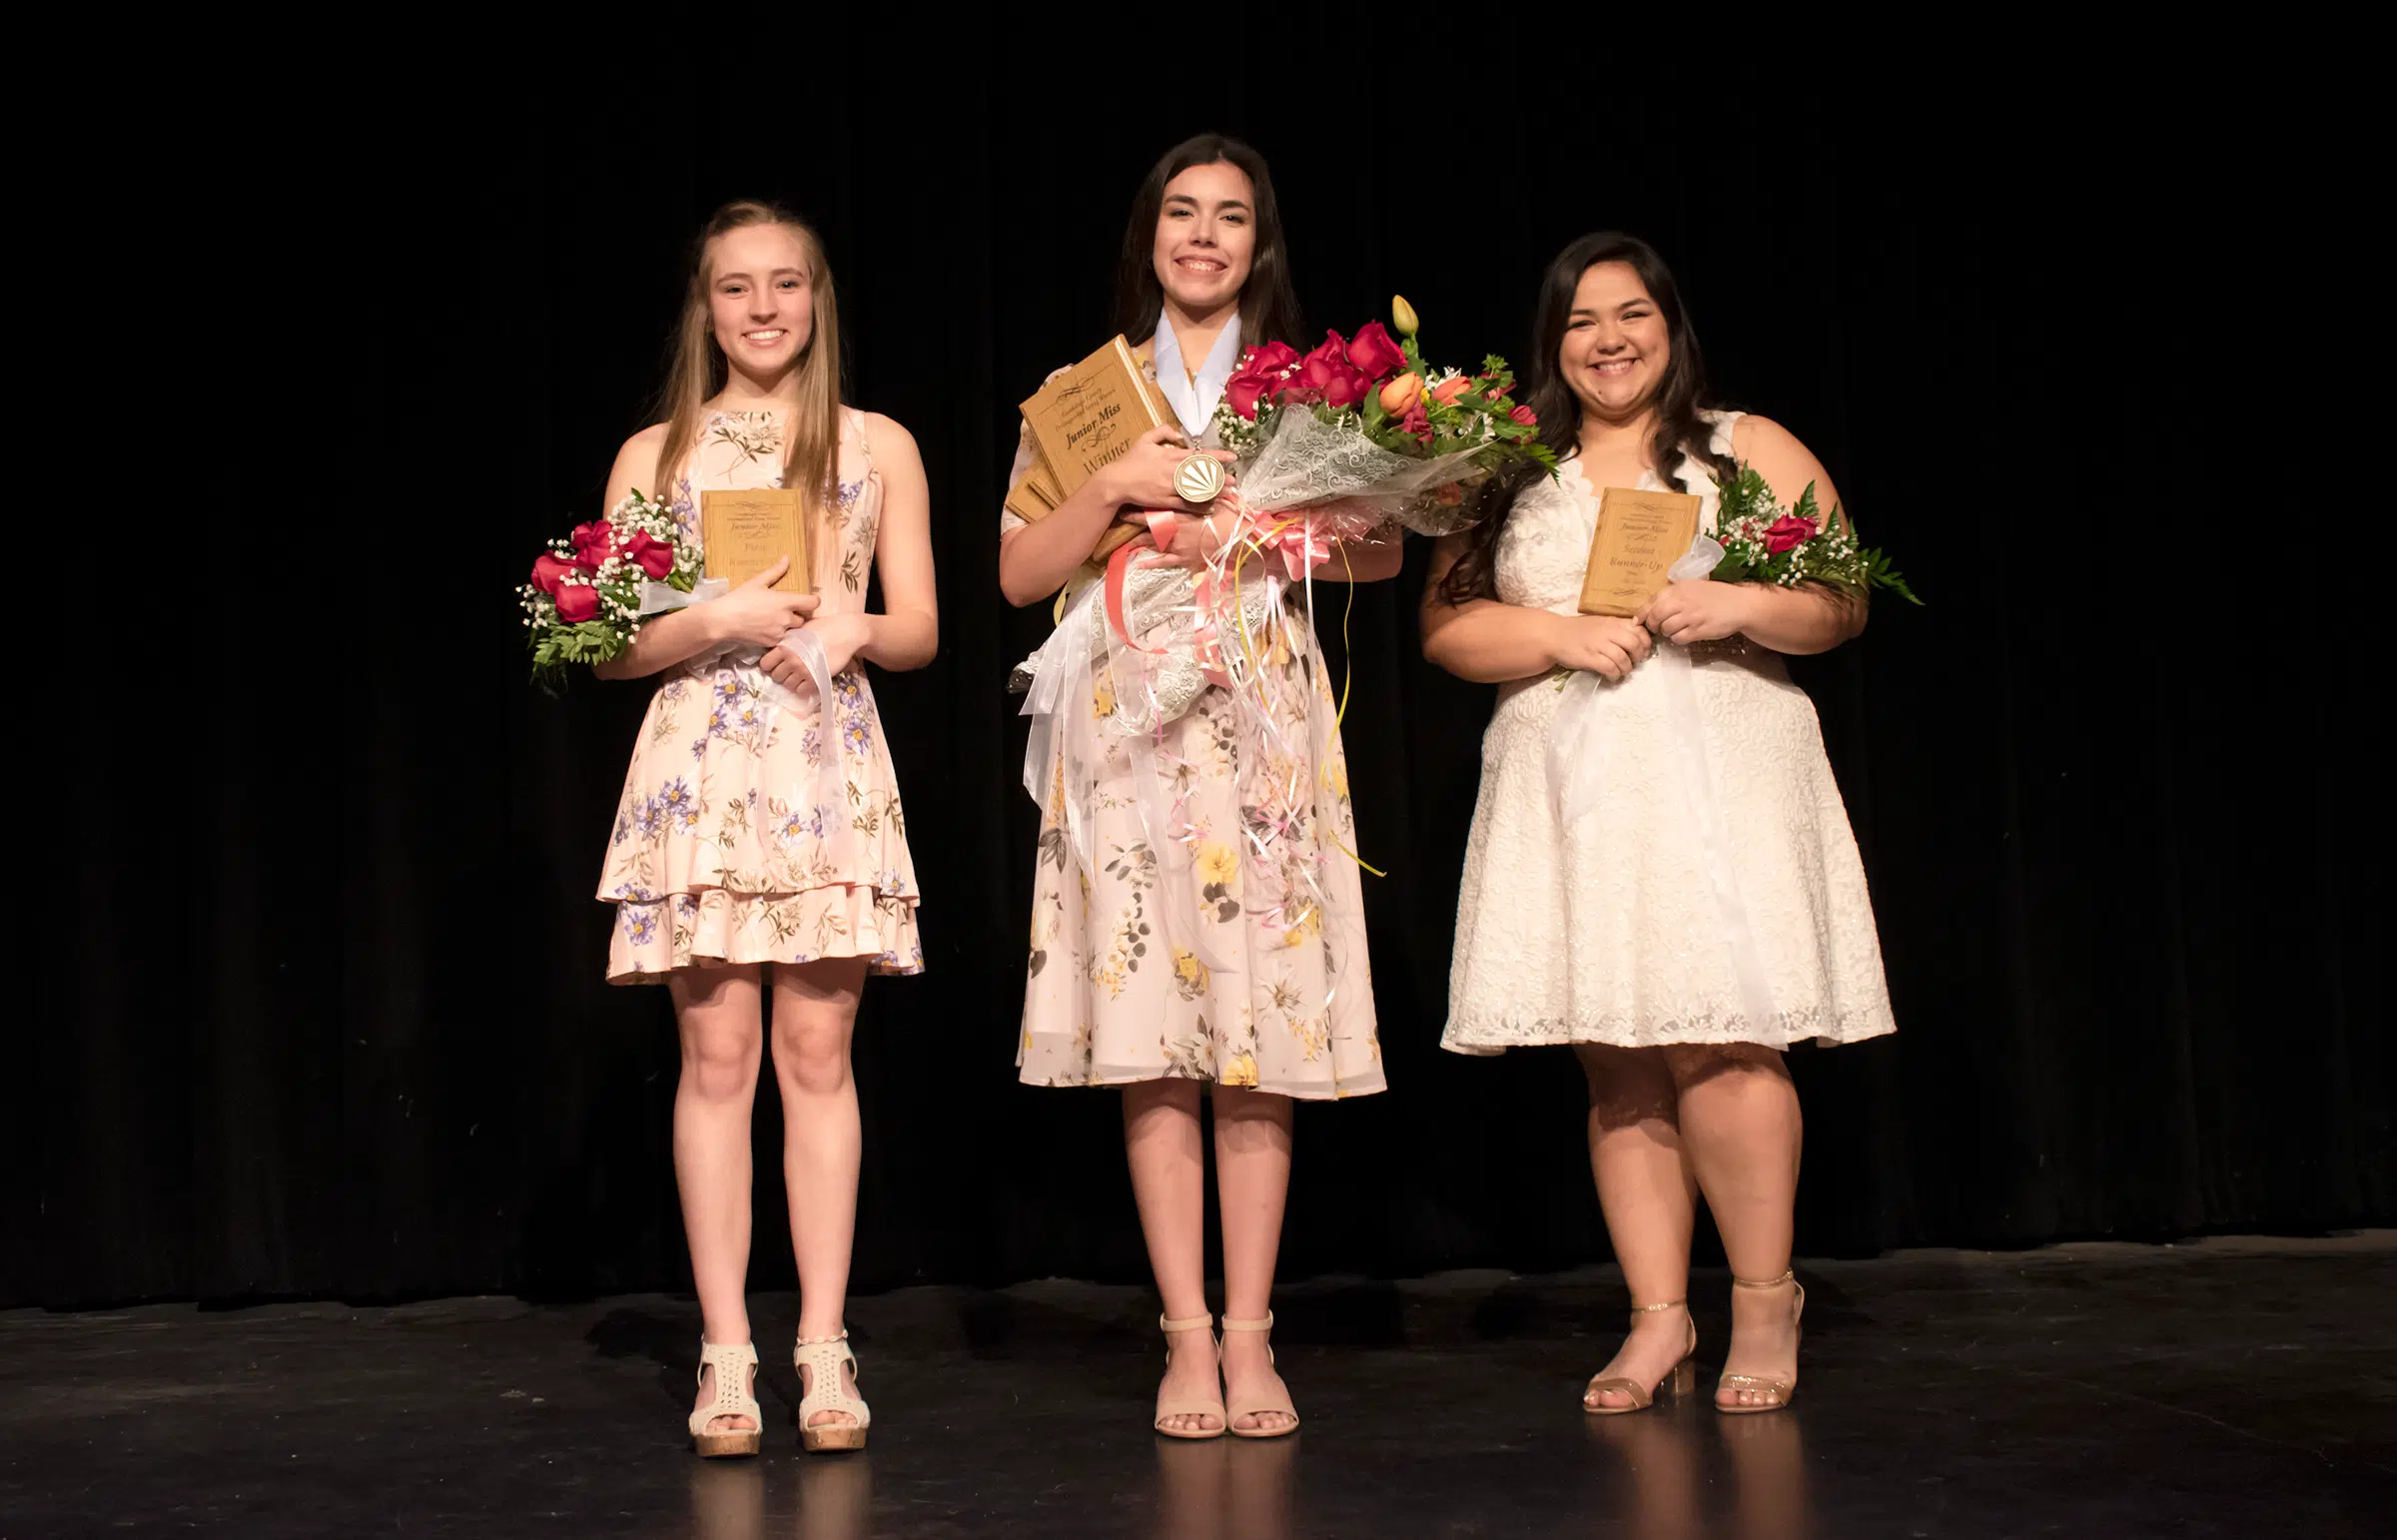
[689, 1339, 762, 1458]
[795, 1329, 871, 1452]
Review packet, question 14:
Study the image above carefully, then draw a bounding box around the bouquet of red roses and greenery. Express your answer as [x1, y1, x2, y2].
[518, 488, 703, 691]
[1708, 466, 1921, 604]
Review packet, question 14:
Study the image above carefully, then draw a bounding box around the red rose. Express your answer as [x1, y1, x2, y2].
[1225, 368, 1274, 420]
[1223, 341, 1301, 420]
[1278, 332, 1345, 403]
[1346, 321, 1406, 380]
[554, 582, 600, 623]
[622, 530, 676, 579]
[1287, 332, 1371, 410]
[529, 550, 579, 595]
[1763, 514, 1818, 554]
[1508, 403, 1537, 427]
[1322, 360, 1372, 409]
[569, 518, 618, 569]
[1240, 340, 1299, 377]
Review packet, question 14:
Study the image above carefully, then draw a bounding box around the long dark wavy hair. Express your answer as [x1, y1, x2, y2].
[1441, 232, 1736, 604]
[1112, 134, 1303, 351]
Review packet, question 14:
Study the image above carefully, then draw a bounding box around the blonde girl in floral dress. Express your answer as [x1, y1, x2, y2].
[1001, 136, 1395, 1440]
[592, 201, 937, 1456]
[1423, 234, 1894, 1418]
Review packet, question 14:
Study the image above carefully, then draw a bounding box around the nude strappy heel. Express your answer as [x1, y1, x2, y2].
[1717, 1271, 1805, 1414]
[1583, 1298, 1698, 1415]
[1219, 1312, 1299, 1439]
[1154, 1313, 1226, 1440]
[689, 1339, 762, 1458]
[794, 1329, 870, 1452]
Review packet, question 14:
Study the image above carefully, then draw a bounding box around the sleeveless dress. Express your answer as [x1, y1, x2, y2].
[1444, 411, 1894, 1052]
[597, 406, 923, 983]
[1002, 366, 1384, 1100]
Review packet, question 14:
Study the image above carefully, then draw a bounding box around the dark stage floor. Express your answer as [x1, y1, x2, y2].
[4, 1234, 2391, 1538]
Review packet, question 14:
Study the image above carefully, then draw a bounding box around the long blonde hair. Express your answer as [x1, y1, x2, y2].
[652, 200, 844, 542]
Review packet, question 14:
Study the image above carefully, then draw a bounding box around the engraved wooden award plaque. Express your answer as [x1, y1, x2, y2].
[701, 487, 814, 596]
[1006, 335, 1183, 561]
[1578, 486, 1703, 617]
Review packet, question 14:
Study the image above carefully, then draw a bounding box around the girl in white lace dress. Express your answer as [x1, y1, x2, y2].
[1422, 234, 1894, 1417]
[1000, 137, 1395, 1441]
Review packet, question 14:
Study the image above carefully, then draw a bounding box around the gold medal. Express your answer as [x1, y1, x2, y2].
[1174, 451, 1226, 505]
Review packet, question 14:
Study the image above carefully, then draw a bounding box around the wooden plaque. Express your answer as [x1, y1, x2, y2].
[701, 487, 814, 596]
[1006, 335, 1181, 561]
[1578, 486, 1702, 616]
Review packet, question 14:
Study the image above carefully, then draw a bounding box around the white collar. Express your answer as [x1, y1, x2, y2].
[1150, 308, 1242, 439]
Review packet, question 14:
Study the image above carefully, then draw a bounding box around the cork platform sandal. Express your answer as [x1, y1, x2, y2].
[1154, 1313, 1226, 1440]
[1219, 1312, 1299, 1439]
[795, 1330, 871, 1452]
[689, 1339, 762, 1458]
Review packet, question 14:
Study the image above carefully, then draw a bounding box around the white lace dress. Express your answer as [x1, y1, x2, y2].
[1443, 411, 1896, 1053]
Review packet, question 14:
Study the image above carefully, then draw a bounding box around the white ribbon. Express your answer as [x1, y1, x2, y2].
[640, 577, 854, 871]
[1019, 576, 1237, 974]
[1149, 307, 1241, 441]
[1546, 535, 1780, 1039]
[1018, 578, 1104, 876]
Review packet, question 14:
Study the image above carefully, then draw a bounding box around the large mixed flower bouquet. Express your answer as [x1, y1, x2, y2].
[519, 489, 702, 691]
[1210, 296, 1556, 538]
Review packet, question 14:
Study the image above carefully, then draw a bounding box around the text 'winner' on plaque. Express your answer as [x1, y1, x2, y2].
[1005, 335, 1181, 563]
[1578, 485, 1702, 617]
[702, 487, 814, 596]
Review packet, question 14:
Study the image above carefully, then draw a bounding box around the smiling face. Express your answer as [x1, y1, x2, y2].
[705, 223, 816, 378]
[1559, 261, 1671, 423]
[1152, 160, 1255, 316]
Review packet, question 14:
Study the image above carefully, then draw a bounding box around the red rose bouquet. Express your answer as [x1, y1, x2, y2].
[1707, 467, 1920, 604]
[518, 488, 703, 690]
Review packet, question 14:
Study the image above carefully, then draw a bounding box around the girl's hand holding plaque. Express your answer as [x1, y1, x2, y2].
[1548, 613, 1654, 681]
[1638, 580, 1752, 647]
[708, 556, 821, 648]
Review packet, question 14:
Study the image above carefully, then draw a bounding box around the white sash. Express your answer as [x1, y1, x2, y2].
[1149, 307, 1241, 440]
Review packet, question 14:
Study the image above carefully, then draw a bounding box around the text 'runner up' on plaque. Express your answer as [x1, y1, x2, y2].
[701, 487, 815, 596]
[1578, 485, 1702, 617]
[1006, 335, 1181, 561]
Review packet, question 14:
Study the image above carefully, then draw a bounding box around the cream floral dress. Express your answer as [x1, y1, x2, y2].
[1004, 379, 1383, 1100]
[1444, 411, 1894, 1051]
[597, 407, 923, 982]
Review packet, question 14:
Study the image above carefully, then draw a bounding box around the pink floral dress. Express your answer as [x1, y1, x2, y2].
[596, 407, 922, 982]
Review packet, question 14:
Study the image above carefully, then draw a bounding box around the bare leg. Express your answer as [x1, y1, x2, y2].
[768, 959, 868, 1427]
[1577, 1044, 1699, 1410]
[1213, 1086, 1295, 1433]
[670, 965, 766, 1435]
[1126, 1078, 1220, 1435]
[1664, 1045, 1803, 1410]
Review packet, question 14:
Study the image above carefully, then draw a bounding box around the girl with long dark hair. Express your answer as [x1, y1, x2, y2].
[1000, 135, 1396, 1439]
[593, 200, 938, 1455]
[1422, 234, 1894, 1415]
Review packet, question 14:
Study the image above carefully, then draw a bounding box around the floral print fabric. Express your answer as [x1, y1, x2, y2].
[597, 408, 922, 982]
[1003, 418, 1383, 1100]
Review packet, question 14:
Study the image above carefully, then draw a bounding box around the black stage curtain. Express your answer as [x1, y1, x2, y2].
[16, 65, 2385, 1307]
